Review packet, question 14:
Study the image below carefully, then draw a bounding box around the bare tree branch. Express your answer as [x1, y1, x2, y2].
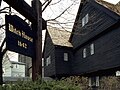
[47, 2, 74, 21]
[42, 0, 48, 6]
[49, 0, 61, 6]
[1, 48, 7, 56]
[0, 38, 6, 53]
[0, 25, 5, 28]
[0, 7, 9, 12]
[0, 11, 9, 13]
[42, 0, 52, 12]
[48, 10, 103, 37]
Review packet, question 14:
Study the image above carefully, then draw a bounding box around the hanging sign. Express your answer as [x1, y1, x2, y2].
[5, 15, 34, 57]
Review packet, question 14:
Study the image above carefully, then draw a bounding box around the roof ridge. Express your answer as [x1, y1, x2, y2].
[96, 0, 115, 8]
[96, 0, 114, 5]
[96, 0, 120, 16]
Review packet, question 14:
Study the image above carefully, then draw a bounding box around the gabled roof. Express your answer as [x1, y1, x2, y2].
[69, 0, 120, 41]
[96, 0, 120, 16]
[47, 27, 73, 47]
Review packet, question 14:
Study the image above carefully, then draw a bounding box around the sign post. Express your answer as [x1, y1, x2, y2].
[32, 0, 42, 80]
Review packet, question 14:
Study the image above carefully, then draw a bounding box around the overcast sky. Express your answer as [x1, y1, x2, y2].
[104, 0, 120, 4]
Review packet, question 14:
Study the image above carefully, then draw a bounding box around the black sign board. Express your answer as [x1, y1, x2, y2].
[5, 15, 34, 57]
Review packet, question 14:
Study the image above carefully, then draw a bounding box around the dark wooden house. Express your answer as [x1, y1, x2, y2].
[43, 0, 120, 85]
[43, 27, 73, 78]
[70, 0, 120, 78]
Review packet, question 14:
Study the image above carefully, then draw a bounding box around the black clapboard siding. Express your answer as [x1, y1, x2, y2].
[55, 46, 73, 76]
[71, 2, 117, 49]
[44, 0, 120, 77]
[44, 32, 56, 77]
[44, 31, 73, 77]
[71, 26, 120, 75]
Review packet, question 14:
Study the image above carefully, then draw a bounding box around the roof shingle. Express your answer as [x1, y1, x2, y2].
[47, 27, 73, 47]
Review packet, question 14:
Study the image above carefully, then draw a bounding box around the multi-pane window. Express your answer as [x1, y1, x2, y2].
[46, 56, 51, 66]
[64, 53, 68, 61]
[83, 48, 87, 58]
[82, 14, 89, 27]
[89, 76, 99, 87]
[96, 76, 100, 86]
[82, 43, 95, 58]
[90, 43, 94, 55]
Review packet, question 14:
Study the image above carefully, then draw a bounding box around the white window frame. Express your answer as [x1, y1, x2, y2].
[64, 53, 68, 61]
[82, 17, 85, 27]
[88, 77, 92, 87]
[46, 56, 51, 66]
[46, 59, 48, 66]
[83, 48, 87, 58]
[88, 76, 100, 87]
[96, 76, 100, 87]
[42, 59, 44, 67]
[48, 56, 51, 65]
[116, 71, 120, 76]
[86, 14, 88, 24]
[82, 14, 89, 27]
[90, 43, 94, 55]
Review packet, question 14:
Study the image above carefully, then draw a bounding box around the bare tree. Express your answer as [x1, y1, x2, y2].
[41, 0, 103, 38]
[41, 0, 80, 31]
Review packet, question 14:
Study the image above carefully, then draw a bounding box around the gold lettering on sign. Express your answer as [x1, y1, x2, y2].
[9, 24, 21, 36]
[18, 40, 27, 49]
[8, 24, 33, 42]
[22, 31, 33, 42]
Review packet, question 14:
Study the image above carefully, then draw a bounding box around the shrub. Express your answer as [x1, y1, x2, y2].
[1, 77, 81, 90]
[2, 76, 120, 90]
[99, 76, 120, 90]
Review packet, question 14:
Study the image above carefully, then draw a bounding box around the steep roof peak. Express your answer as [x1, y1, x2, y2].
[96, 0, 120, 15]
[96, 0, 114, 5]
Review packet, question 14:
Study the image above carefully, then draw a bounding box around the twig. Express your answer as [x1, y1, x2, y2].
[42, 0, 52, 12]
[0, 7, 9, 12]
[47, 3, 74, 21]
[0, 38, 6, 53]
[0, 25, 5, 28]
[49, 0, 61, 6]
